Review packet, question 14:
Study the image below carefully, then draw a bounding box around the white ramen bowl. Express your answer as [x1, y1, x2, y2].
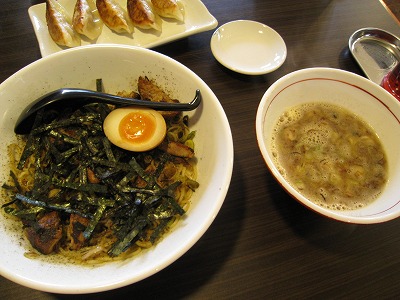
[0, 45, 233, 293]
[256, 67, 400, 224]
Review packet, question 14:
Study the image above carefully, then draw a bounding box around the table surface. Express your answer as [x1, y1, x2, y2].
[1, 0, 400, 299]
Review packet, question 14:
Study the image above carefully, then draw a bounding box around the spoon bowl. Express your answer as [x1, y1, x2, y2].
[14, 88, 201, 134]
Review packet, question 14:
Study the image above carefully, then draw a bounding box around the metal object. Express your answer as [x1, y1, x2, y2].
[349, 27, 400, 85]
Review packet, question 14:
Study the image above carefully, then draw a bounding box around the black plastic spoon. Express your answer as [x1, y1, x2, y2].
[14, 88, 202, 134]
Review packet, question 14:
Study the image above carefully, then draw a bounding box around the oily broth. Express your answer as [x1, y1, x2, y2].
[271, 103, 388, 210]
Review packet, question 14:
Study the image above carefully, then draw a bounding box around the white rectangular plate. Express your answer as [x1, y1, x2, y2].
[28, 0, 218, 57]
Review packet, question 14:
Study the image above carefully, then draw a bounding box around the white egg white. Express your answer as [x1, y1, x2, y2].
[103, 107, 166, 152]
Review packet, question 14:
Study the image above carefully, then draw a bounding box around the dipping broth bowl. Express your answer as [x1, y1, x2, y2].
[256, 67, 400, 224]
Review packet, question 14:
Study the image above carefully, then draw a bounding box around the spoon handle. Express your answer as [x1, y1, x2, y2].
[44, 88, 202, 111]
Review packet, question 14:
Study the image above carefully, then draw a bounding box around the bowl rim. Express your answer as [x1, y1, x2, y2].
[256, 67, 400, 224]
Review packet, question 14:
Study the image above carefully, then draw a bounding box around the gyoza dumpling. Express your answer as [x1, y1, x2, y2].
[151, 0, 184, 22]
[96, 0, 133, 33]
[73, 0, 103, 40]
[46, 0, 81, 47]
[127, 0, 161, 31]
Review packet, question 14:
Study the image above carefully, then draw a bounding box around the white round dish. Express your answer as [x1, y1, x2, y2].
[210, 20, 287, 75]
[256, 67, 400, 224]
[0, 44, 234, 293]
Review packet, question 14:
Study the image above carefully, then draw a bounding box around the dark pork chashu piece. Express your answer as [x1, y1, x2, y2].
[25, 211, 63, 254]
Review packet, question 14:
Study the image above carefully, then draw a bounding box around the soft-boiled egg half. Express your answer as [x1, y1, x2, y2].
[103, 107, 167, 152]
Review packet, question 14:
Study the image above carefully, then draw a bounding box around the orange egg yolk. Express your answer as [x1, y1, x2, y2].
[119, 112, 156, 144]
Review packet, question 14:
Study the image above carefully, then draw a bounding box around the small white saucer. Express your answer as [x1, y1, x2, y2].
[210, 20, 287, 75]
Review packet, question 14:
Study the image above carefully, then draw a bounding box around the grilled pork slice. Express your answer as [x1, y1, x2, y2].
[67, 214, 90, 250]
[25, 211, 63, 255]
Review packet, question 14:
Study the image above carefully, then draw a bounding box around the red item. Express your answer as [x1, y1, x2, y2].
[381, 63, 400, 101]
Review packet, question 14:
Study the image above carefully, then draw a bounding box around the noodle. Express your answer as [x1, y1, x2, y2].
[1, 80, 199, 265]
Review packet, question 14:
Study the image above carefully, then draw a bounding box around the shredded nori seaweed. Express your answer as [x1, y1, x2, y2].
[1, 98, 197, 257]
